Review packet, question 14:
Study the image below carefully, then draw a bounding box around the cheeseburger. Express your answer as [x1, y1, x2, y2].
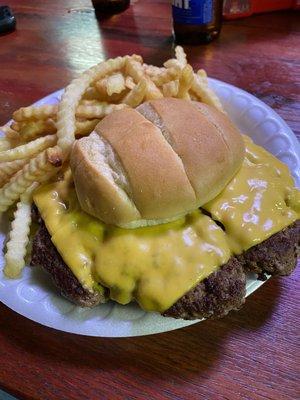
[31, 98, 300, 320]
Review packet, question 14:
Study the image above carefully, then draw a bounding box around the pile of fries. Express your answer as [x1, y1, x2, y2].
[0, 46, 223, 279]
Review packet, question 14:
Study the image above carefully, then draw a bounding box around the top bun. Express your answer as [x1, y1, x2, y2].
[70, 98, 245, 228]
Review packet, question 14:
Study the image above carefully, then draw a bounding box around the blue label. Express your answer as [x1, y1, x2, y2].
[172, 0, 213, 25]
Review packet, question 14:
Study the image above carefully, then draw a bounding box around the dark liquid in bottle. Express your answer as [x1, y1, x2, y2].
[172, 0, 223, 45]
[92, 0, 130, 17]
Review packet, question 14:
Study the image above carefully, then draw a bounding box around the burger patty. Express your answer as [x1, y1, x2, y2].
[164, 220, 299, 320]
[238, 220, 300, 278]
[163, 257, 246, 320]
[30, 219, 107, 307]
[30, 209, 299, 319]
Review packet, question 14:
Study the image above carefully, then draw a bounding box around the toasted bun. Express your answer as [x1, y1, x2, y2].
[71, 98, 245, 227]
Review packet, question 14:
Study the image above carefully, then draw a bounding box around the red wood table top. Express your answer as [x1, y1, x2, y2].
[0, 2, 299, 399]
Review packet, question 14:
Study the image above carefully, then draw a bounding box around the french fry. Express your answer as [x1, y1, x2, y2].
[163, 59, 183, 70]
[123, 78, 147, 107]
[79, 99, 102, 106]
[4, 183, 38, 279]
[144, 78, 163, 100]
[106, 73, 126, 96]
[125, 57, 144, 83]
[0, 135, 22, 151]
[144, 64, 165, 77]
[197, 69, 208, 81]
[175, 46, 187, 67]
[177, 65, 194, 100]
[75, 119, 100, 137]
[0, 137, 13, 151]
[94, 78, 127, 102]
[102, 103, 128, 115]
[191, 72, 224, 111]
[56, 56, 126, 156]
[125, 76, 135, 90]
[95, 79, 110, 99]
[131, 54, 143, 64]
[76, 103, 127, 119]
[0, 159, 28, 187]
[82, 86, 102, 101]
[125, 58, 162, 100]
[162, 80, 179, 97]
[0, 146, 63, 213]
[1, 125, 21, 141]
[151, 67, 180, 86]
[13, 104, 57, 122]
[18, 119, 57, 141]
[76, 103, 109, 119]
[163, 46, 187, 70]
[0, 135, 57, 162]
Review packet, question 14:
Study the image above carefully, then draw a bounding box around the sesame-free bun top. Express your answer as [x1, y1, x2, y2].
[70, 98, 245, 228]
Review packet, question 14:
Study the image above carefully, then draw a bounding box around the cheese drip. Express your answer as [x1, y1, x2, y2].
[34, 136, 300, 312]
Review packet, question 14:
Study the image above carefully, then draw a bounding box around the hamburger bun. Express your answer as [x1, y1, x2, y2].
[70, 98, 245, 227]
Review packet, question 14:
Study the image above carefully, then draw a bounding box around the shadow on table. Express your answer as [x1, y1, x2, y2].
[0, 277, 281, 382]
[93, 3, 175, 62]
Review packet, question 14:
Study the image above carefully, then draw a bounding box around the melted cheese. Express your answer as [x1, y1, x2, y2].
[204, 136, 300, 253]
[33, 137, 300, 312]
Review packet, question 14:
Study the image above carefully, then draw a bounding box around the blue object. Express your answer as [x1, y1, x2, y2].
[0, 390, 18, 400]
[172, 0, 213, 25]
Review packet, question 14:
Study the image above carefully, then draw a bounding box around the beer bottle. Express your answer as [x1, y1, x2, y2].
[92, 0, 130, 17]
[172, 0, 224, 44]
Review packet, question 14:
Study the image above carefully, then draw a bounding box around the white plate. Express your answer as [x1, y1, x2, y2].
[1, 79, 299, 337]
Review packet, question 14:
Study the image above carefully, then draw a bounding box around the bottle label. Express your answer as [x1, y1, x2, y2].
[172, 0, 213, 25]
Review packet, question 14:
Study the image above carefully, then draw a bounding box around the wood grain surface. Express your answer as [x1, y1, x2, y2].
[0, 2, 299, 400]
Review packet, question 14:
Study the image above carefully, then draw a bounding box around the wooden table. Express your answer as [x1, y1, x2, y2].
[0, 2, 299, 399]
